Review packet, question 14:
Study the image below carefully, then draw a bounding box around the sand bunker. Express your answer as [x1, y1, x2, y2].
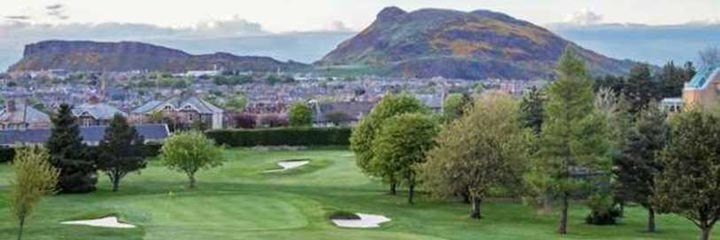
[61, 216, 136, 228]
[332, 213, 391, 228]
[264, 160, 310, 172]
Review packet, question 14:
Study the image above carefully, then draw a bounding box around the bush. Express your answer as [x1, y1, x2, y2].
[585, 194, 621, 225]
[0, 147, 15, 163]
[234, 113, 257, 129]
[259, 114, 289, 128]
[585, 208, 622, 225]
[206, 127, 351, 147]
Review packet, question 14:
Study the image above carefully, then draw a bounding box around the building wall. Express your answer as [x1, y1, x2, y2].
[683, 70, 720, 111]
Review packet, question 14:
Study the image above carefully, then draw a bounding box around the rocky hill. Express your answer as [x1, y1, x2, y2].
[8, 40, 309, 73]
[317, 7, 636, 79]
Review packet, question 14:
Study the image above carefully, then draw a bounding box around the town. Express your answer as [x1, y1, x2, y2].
[1, 1, 720, 240]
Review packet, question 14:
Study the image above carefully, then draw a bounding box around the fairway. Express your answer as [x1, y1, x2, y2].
[0, 147, 716, 239]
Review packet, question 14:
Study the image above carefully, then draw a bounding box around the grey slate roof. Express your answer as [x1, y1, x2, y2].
[73, 103, 126, 120]
[0, 103, 50, 124]
[132, 96, 222, 114]
[0, 124, 169, 146]
[314, 101, 375, 122]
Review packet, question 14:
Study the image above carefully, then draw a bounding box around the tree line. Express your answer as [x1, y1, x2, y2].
[350, 48, 720, 240]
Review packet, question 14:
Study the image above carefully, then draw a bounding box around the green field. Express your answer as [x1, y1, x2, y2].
[0, 148, 714, 239]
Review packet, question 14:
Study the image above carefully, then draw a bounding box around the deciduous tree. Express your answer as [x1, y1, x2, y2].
[423, 92, 529, 219]
[288, 102, 313, 127]
[350, 93, 428, 194]
[160, 131, 224, 189]
[9, 147, 59, 240]
[372, 113, 438, 204]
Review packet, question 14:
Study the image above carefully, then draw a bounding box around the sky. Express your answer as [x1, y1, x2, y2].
[1, 0, 719, 33]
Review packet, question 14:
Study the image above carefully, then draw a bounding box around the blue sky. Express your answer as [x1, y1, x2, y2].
[1, 0, 719, 32]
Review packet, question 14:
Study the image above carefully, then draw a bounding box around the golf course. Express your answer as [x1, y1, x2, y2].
[0, 147, 715, 239]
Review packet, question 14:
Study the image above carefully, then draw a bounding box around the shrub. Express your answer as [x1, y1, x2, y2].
[0, 147, 15, 163]
[259, 114, 289, 128]
[585, 194, 621, 225]
[206, 127, 351, 147]
[234, 113, 257, 129]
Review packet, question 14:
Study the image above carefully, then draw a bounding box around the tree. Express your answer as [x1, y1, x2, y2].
[46, 104, 97, 193]
[160, 131, 224, 188]
[288, 102, 313, 127]
[423, 92, 529, 219]
[658, 61, 696, 98]
[225, 94, 248, 112]
[534, 48, 610, 234]
[699, 46, 720, 67]
[615, 101, 667, 232]
[96, 114, 147, 192]
[519, 86, 545, 135]
[594, 88, 632, 216]
[9, 147, 59, 240]
[372, 113, 438, 204]
[655, 109, 720, 240]
[350, 93, 428, 195]
[624, 64, 658, 115]
[234, 113, 257, 129]
[324, 111, 352, 126]
[442, 93, 472, 122]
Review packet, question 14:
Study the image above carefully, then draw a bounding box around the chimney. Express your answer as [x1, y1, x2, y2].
[6, 99, 16, 112]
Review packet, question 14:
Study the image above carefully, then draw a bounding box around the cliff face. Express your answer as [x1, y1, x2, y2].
[318, 7, 636, 79]
[9, 40, 309, 72]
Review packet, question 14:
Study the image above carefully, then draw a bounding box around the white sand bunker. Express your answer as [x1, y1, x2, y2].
[264, 159, 310, 172]
[332, 213, 391, 228]
[61, 216, 136, 228]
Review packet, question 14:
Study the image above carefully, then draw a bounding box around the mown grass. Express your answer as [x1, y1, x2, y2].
[0, 147, 715, 239]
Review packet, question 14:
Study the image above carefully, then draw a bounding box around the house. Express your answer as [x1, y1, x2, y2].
[660, 98, 683, 113]
[682, 65, 720, 110]
[415, 94, 443, 113]
[311, 101, 375, 126]
[0, 99, 51, 130]
[0, 124, 169, 147]
[72, 100, 126, 126]
[131, 95, 224, 129]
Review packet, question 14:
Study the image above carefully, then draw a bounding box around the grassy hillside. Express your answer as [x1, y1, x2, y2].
[0, 148, 713, 239]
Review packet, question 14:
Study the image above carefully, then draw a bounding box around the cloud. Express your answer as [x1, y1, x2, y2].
[190, 16, 264, 37]
[4, 15, 31, 21]
[323, 20, 352, 32]
[565, 9, 603, 25]
[45, 3, 68, 20]
[0, 17, 267, 44]
[45, 4, 63, 11]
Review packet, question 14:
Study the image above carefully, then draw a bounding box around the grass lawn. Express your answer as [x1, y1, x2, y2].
[0, 147, 715, 239]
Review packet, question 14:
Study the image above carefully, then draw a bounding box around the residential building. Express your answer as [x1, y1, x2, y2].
[0, 99, 51, 130]
[72, 99, 126, 126]
[682, 65, 720, 110]
[131, 95, 224, 129]
[311, 101, 375, 126]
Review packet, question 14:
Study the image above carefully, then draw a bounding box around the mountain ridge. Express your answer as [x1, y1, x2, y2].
[317, 7, 637, 79]
[9, 40, 310, 73]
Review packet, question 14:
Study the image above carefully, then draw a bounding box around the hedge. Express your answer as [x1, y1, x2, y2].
[0, 142, 163, 163]
[205, 127, 351, 147]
